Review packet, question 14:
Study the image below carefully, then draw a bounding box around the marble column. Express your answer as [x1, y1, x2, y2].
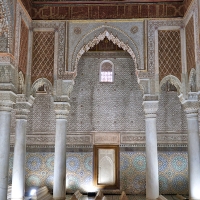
[0, 102, 13, 200]
[53, 102, 70, 200]
[143, 96, 159, 200]
[11, 95, 32, 200]
[183, 98, 200, 200]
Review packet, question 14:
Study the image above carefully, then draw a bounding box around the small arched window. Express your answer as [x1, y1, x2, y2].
[100, 60, 114, 82]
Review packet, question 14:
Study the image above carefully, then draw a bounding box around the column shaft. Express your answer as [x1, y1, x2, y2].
[11, 119, 27, 200]
[187, 113, 200, 200]
[143, 98, 159, 200]
[0, 111, 11, 200]
[145, 116, 159, 200]
[53, 118, 67, 200]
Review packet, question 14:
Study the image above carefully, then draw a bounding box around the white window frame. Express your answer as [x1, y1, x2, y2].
[99, 60, 114, 83]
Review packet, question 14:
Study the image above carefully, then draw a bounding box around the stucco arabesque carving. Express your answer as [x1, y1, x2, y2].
[94, 132, 120, 144]
[10, 133, 189, 146]
[67, 135, 92, 144]
[160, 75, 183, 95]
[73, 30, 139, 80]
[121, 133, 187, 144]
[0, 0, 12, 53]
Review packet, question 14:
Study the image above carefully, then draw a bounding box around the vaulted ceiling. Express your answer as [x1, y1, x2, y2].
[21, 0, 191, 20]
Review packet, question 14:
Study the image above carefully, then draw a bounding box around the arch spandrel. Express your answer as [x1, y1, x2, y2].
[70, 26, 142, 73]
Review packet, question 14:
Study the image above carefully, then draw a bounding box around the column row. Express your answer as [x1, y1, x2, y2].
[0, 97, 200, 200]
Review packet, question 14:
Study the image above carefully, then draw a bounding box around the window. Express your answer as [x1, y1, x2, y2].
[100, 60, 114, 82]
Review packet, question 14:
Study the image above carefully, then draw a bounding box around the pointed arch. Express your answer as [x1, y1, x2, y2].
[160, 75, 182, 95]
[71, 26, 141, 80]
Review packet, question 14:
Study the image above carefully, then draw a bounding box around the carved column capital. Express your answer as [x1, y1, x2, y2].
[143, 95, 159, 118]
[14, 94, 33, 120]
[182, 92, 199, 117]
[54, 102, 70, 119]
[183, 101, 199, 116]
[0, 91, 16, 112]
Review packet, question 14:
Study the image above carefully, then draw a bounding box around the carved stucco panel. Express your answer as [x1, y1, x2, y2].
[68, 22, 144, 73]
[94, 133, 120, 144]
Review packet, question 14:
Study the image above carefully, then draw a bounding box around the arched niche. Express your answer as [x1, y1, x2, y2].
[71, 27, 141, 81]
[31, 78, 53, 97]
[160, 75, 182, 95]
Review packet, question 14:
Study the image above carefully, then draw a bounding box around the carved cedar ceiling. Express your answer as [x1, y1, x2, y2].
[32, 31, 55, 84]
[186, 16, 195, 76]
[158, 30, 182, 81]
[18, 20, 29, 76]
[21, 0, 32, 17]
[19, 0, 194, 20]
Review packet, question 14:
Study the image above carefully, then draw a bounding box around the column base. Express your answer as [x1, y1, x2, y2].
[53, 197, 66, 200]
[146, 199, 158, 200]
[146, 197, 159, 200]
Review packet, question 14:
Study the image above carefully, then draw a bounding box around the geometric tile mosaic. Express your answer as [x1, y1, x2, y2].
[158, 152, 188, 194]
[8, 151, 188, 194]
[68, 54, 145, 132]
[27, 94, 56, 134]
[157, 91, 187, 132]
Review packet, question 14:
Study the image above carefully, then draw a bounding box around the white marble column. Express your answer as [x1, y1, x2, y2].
[143, 96, 159, 200]
[0, 102, 13, 200]
[11, 95, 32, 200]
[183, 99, 200, 200]
[53, 102, 70, 200]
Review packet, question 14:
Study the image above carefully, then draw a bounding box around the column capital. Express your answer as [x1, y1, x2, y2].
[14, 95, 33, 120]
[182, 101, 199, 116]
[54, 102, 70, 119]
[143, 95, 159, 118]
[0, 91, 17, 112]
[181, 92, 199, 116]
